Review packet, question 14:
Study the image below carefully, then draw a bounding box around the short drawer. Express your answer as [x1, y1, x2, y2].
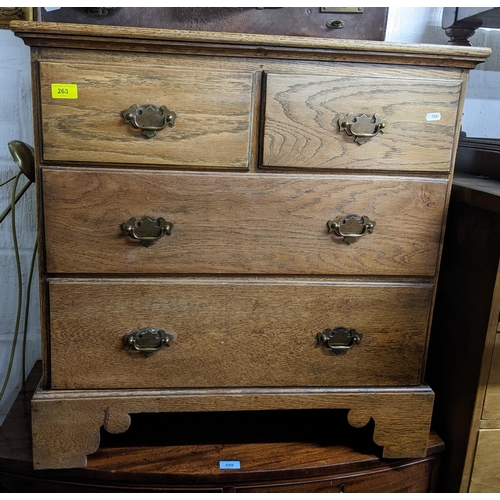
[48, 279, 432, 389]
[262, 72, 462, 172]
[39, 61, 254, 169]
[42, 168, 447, 276]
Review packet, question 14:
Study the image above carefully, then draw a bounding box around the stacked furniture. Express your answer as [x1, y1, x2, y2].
[0, 364, 445, 492]
[427, 137, 500, 492]
[10, 21, 489, 480]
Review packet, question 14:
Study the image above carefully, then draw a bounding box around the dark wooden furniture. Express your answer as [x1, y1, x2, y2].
[10, 21, 489, 471]
[0, 363, 444, 493]
[427, 138, 500, 492]
[443, 7, 500, 45]
[39, 7, 389, 41]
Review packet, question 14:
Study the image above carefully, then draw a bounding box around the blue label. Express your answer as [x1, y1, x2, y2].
[219, 460, 241, 469]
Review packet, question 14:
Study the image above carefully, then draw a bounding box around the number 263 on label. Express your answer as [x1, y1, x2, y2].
[51, 84, 78, 99]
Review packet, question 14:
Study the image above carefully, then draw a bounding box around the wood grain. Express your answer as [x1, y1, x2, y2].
[11, 21, 478, 474]
[10, 21, 491, 69]
[31, 383, 434, 468]
[263, 73, 461, 172]
[469, 429, 500, 492]
[39, 61, 254, 168]
[48, 278, 432, 389]
[37, 47, 466, 83]
[42, 168, 447, 276]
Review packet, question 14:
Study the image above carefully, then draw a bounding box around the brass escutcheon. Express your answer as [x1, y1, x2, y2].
[326, 19, 346, 29]
[327, 214, 375, 245]
[124, 328, 174, 357]
[338, 113, 386, 145]
[122, 104, 177, 138]
[317, 327, 363, 354]
[121, 216, 173, 247]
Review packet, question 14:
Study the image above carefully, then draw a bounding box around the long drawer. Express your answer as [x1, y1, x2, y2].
[262, 72, 462, 172]
[39, 61, 254, 169]
[42, 168, 447, 276]
[48, 279, 433, 389]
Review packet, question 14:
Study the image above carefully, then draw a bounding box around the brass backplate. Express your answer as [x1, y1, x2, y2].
[320, 8, 364, 13]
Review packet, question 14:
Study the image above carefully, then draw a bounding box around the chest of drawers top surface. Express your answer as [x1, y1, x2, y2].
[11, 21, 490, 470]
[13, 21, 489, 173]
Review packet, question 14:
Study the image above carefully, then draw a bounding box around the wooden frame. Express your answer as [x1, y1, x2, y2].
[0, 8, 35, 29]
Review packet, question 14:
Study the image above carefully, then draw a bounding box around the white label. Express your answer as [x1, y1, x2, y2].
[219, 460, 241, 469]
[426, 112, 441, 122]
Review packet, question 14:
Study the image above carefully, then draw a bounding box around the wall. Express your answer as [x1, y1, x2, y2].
[0, 7, 499, 424]
[0, 27, 39, 425]
[461, 28, 500, 138]
[384, 7, 500, 139]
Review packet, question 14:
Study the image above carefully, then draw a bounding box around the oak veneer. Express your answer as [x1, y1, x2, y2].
[39, 62, 254, 168]
[263, 73, 462, 171]
[42, 168, 447, 276]
[10, 21, 490, 470]
[48, 279, 432, 389]
[0, 364, 444, 492]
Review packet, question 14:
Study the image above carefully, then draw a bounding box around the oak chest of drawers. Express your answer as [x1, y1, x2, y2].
[11, 21, 490, 470]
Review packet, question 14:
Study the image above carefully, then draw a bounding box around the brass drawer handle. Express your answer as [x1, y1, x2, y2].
[317, 327, 363, 354]
[122, 104, 177, 138]
[121, 216, 173, 247]
[124, 328, 174, 357]
[338, 113, 386, 145]
[327, 214, 375, 245]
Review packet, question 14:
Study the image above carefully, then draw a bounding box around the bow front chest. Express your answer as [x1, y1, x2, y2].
[11, 21, 490, 469]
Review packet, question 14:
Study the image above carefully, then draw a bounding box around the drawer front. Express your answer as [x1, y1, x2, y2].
[263, 73, 461, 172]
[482, 334, 500, 419]
[39, 62, 254, 169]
[235, 458, 436, 492]
[42, 168, 447, 276]
[48, 279, 432, 389]
[469, 429, 500, 492]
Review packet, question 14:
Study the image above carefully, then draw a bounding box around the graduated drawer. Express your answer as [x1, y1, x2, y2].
[48, 279, 432, 389]
[262, 72, 462, 172]
[42, 168, 447, 276]
[38, 61, 254, 169]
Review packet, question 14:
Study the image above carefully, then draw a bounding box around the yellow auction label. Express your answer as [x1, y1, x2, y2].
[51, 84, 78, 99]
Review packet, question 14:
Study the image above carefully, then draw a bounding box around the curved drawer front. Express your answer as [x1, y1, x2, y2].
[263, 72, 462, 172]
[49, 279, 432, 389]
[42, 168, 447, 276]
[39, 61, 254, 169]
[235, 458, 436, 493]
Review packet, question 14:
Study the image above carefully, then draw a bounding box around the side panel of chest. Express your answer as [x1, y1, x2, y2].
[11, 20, 489, 469]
